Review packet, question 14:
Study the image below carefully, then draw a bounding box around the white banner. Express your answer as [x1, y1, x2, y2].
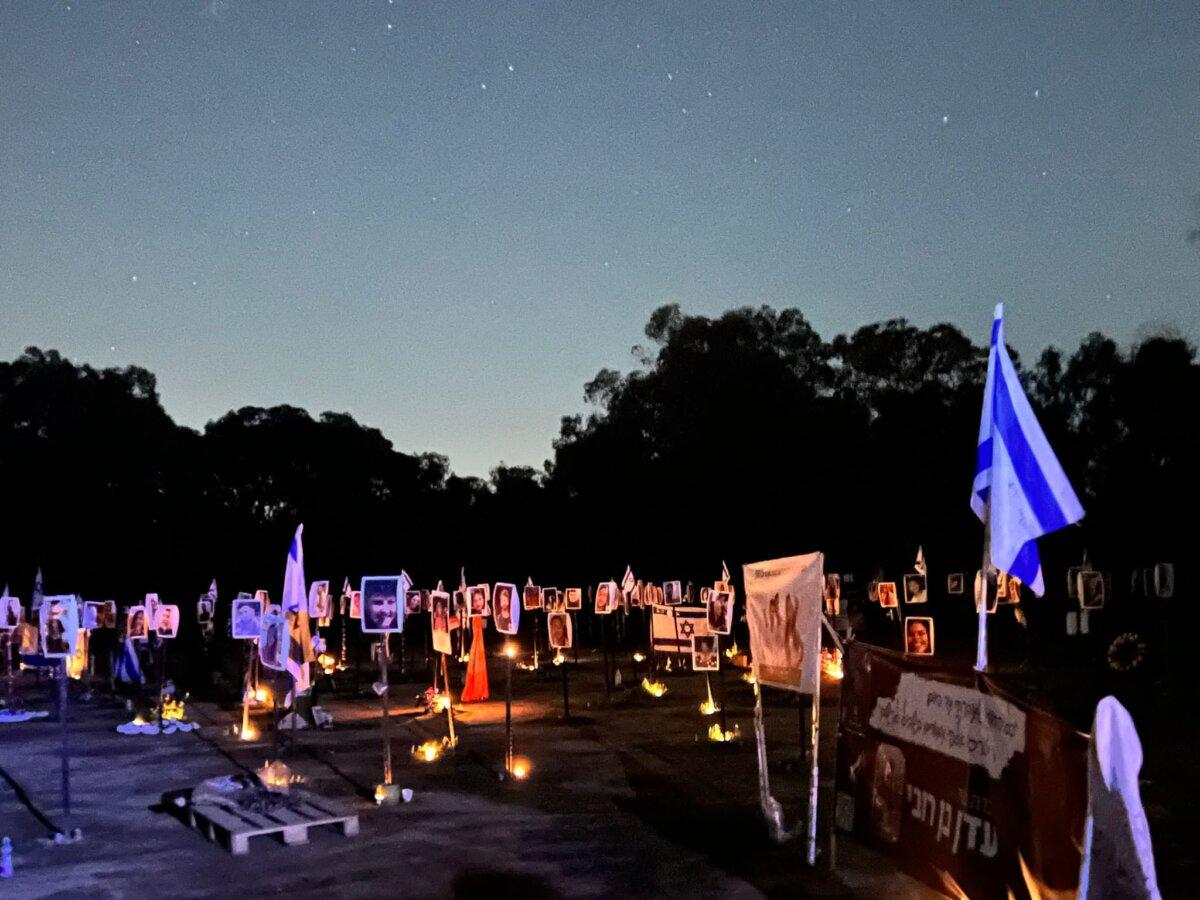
[743, 552, 824, 694]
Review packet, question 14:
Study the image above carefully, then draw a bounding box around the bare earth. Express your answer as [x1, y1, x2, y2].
[0, 654, 939, 899]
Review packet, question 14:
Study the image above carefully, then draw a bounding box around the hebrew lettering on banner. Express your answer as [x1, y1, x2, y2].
[835, 642, 1088, 900]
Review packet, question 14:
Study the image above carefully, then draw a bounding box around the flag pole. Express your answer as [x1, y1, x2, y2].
[975, 505, 992, 673]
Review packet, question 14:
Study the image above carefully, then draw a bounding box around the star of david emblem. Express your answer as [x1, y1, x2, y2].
[680, 620, 695, 638]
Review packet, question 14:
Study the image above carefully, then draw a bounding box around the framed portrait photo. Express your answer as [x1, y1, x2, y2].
[823, 574, 842, 615]
[405, 590, 424, 615]
[127, 604, 150, 641]
[361, 576, 404, 633]
[707, 589, 734, 635]
[663, 581, 682, 606]
[564, 588, 581, 611]
[155, 604, 180, 638]
[82, 601, 102, 630]
[493, 583, 520, 635]
[40, 595, 79, 658]
[691, 634, 719, 672]
[543, 587, 562, 612]
[259, 608, 290, 671]
[1154, 563, 1174, 599]
[0, 596, 23, 631]
[946, 573, 964, 595]
[196, 597, 214, 625]
[904, 617, 934, 656]
[902, 573, 927, 605]
[594, 581, 617, 615]
[877, 581, 899, 609]
[468, 584, 490, 618]
[232, 597, 263, 639]
[547, 611, 573, 649]
[974, 571, 1000, 614]
[1078, 571, 1105, 610]
[308, 580, 331, 620]
[523, 584, 543, 611]
[430, 591, 452, 654]
[349, 590, 363, 619]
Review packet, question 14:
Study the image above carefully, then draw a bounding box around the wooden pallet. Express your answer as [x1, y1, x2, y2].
[179, 789, 360, 855]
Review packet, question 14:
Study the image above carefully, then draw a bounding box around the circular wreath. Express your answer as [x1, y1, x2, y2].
[1107, 632, 1145, 672]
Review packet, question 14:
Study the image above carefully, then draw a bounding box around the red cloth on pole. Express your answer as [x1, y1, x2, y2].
[460, 616, 489, 702]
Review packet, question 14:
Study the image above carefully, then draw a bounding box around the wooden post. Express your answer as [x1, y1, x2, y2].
[602, 614, 611, 700]
[380, 635, 392, 785]
[440, 653, 456, 746]
[504, 651, 513, 773]
[561, 654, 570, 720]
[59, 658, 71, 817]
[156, 637, 167, 731]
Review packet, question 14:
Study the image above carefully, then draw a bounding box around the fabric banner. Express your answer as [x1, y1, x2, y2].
[742, 552, 823, 694]
[835, 642, 1088, 899]
[650, 604, 709, 653]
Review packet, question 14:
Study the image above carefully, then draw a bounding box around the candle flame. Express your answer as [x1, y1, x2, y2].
[820, 648, 844, 680]
[707, 722, 740, 743]
[641, 677, 667, 698]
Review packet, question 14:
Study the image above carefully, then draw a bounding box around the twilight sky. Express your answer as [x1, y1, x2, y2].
[2, 2, 1198, 476]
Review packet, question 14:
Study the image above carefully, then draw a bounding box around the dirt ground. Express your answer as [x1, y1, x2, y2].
[0, 650, 947, 900]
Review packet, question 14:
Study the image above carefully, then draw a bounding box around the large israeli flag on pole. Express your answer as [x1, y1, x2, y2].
[282, 524, 312, 695]
[972, 305, 1083, 667]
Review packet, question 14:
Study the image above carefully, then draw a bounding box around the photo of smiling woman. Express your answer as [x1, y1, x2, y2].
[361, 576, 404, 633]
[904, 617, 934, 656]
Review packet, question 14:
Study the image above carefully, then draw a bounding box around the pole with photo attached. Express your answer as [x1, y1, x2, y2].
[716, 635, 728, 735]
[58, 657, 71, 817]
[379, 634, 393, 786]
[504, 643, 515, 774]
[440, 653, 456, 746]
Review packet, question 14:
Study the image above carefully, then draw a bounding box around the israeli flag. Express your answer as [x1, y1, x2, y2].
[971, 304, 1084, 596]
[115, 638, 144, 684]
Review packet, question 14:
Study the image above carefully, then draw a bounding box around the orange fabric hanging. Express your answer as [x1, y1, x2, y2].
[460, 616, 489, 702]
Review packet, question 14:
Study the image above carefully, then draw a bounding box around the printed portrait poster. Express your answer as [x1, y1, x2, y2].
[903, 573, 927, 605]
[835, 642, 1088, 900]
[101, 600, 117, 628]
[361, 575, 405, 634]
[904, 617, 934, 656]
[40, 595, 80, 658]
[663, 580, 682, 605]
[493, 582, 520, 635]
[1078, 571, 1105, 611]
[523, 584, 542, 611]
[946, 573, 965, 595]
[232, 597, 263, 639]
[421, 590, 433, 612]
[468, 584, 490, 618]
[430, 591, 452, 654]
[405, 590, 423, 615]
[877, 581, 899, 609]
[824, 573, 842, 616]
[144, 592, 160, 627]
[1, 596, 23, 630]
[543, 587, 562, 612]
[349, 590, 363, 619]
[707, 589, 734, 635]
[742, 553, 824, 694]
[259, 607, 290, 671]
[594, 581, 617, 615]
[308, 580, 332, 620]
[196, 597, 214, 624]
[974, 571, 1000, 614]
[126, 605, 150, 641]
[1154, 563, 1174, 599]
[154, 604, 180, 638]
[564, 588, 582, 611]
[630, 580, 644, 608]
[547, 611, 572, 649]
[691, 634, 719, 671]
[82, 601, 102, 630]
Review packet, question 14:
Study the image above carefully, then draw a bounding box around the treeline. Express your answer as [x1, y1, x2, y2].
[1, 305, 1196, 620]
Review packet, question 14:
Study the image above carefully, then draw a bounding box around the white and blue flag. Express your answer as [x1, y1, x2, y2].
[115, 638, 144, 684]
[971, 304, 1084, 596]
[282, 524, 313, 695]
